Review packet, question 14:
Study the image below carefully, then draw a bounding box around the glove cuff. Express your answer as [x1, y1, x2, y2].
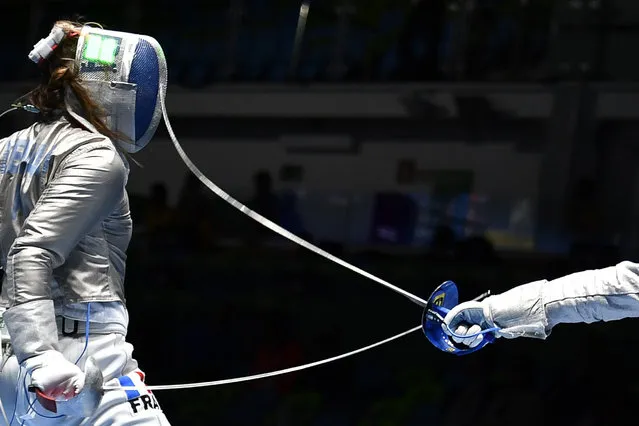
[4, 300, 59, 363]
[485, 280, 550, 339]
[22, 350, 65, 369]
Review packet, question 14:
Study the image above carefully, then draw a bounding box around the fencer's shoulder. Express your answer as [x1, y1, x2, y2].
[52, 144, 128, 191]
[46, 121, 128, 184]
[52, 119, 113, 149]
[61, 141, 127, 176]
[51, 120, 126, 166]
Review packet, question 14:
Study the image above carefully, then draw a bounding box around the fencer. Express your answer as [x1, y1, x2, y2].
[0, 20, 171, 424]
[443, 261, 639, 348]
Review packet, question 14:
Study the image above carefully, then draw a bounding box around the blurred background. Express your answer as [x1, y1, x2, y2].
[3, 0, 639, 424]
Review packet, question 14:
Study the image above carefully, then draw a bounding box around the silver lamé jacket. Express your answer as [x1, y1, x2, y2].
[0, 117, 131, 362]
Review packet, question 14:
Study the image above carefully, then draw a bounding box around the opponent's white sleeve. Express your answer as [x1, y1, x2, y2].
[486, 261, 639, 339]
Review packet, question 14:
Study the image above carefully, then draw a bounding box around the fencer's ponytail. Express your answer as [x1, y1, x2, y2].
[28, 20, 127, 143]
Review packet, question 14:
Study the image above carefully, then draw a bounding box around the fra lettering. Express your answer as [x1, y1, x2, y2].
[128, 394, 160, 414]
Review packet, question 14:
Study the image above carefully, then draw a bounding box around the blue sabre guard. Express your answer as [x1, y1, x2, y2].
[422, 281, 500, 355]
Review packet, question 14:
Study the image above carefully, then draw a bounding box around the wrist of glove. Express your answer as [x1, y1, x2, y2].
[23, 351, 85, 400]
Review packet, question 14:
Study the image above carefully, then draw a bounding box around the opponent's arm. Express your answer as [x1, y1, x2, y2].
[443, 261, 639, 346]
[3, 142, 126, 396]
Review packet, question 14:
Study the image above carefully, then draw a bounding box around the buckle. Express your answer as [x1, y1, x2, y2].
[61, 317, 79, 336]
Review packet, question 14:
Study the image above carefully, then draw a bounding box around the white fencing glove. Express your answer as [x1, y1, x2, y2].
[24, 351, 85, 400]
[442, 301, 499, 348]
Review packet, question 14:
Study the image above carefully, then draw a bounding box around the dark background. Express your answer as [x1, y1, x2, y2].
[2, 0, 639, 425]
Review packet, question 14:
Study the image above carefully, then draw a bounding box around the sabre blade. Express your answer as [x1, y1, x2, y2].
[106, 325, 423, 391]
[159, 91, 429, 308]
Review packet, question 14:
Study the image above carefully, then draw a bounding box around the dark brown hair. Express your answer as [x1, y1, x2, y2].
[28, 20, 125, 142]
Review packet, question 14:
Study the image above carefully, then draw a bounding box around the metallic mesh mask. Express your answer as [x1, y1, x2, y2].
[65, 26, 168, 153]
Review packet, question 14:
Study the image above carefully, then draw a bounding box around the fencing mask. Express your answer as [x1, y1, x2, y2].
[71, 26, 168, 153]
[28, 24, 168, 153]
